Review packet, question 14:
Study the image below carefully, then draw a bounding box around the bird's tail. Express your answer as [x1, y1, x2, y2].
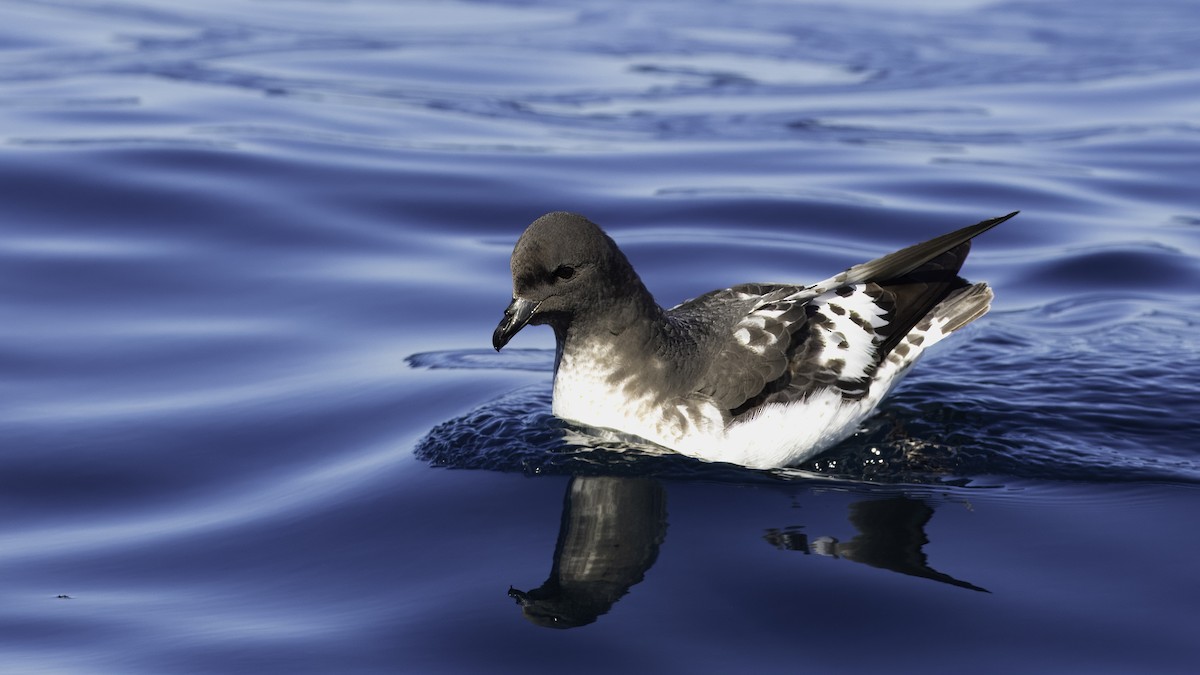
[871, 281, 993, 394]
[926, 281, 994, 337]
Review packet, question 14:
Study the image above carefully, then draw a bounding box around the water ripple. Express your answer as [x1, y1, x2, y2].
[3, 0, 1200, 670]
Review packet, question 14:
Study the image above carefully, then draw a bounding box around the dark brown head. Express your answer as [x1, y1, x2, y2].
[493, 212, 645, 350]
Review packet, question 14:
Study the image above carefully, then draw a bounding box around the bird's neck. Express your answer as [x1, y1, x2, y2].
[553, 277, 663, 375]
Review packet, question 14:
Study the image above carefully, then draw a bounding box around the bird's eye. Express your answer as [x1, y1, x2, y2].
[553, 265, 575, 281]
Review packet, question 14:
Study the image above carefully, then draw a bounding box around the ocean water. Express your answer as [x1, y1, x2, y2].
[1, 0, 1199, 672]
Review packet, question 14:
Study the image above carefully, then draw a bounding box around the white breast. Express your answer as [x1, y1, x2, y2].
[552, 342, 724, 450]
[552, 343, 650, 437]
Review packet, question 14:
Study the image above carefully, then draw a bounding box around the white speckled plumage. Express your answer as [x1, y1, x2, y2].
[808, 286, 892, 386]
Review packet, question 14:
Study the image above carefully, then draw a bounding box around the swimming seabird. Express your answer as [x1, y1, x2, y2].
[493, 211, 1015, 469]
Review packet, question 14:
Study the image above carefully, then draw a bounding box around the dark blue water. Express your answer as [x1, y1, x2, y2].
[2, 0, 1199, 672]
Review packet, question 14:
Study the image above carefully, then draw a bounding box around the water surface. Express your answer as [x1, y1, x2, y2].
[1, 0, 1198, 672]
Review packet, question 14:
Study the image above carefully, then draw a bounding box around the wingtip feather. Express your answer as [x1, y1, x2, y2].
[834, 211, 1017, 287]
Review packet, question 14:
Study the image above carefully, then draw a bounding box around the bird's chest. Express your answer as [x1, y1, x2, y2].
[551, 343, 668, 443]
[553, 343, 639, 424]
[551, 341, 724, 449]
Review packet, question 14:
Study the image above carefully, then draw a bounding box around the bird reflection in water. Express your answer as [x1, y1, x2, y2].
[511, 482, 986, 629]
[765, 496, 988, 593]
[508, 476, 667, 628]
[408, 355, 987, 626]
